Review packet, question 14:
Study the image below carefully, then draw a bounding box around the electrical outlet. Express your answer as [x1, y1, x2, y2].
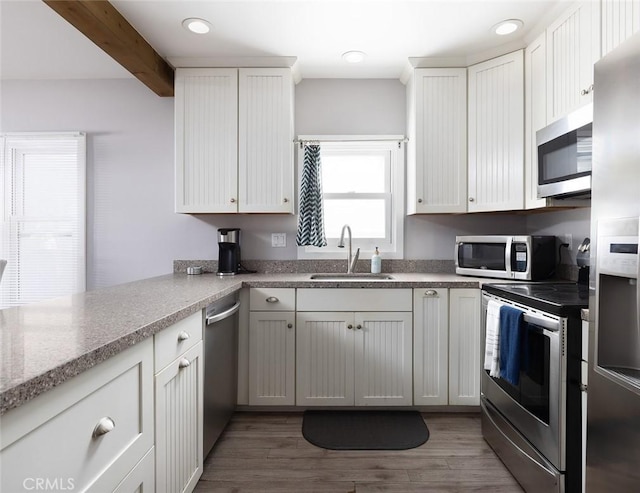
[271, 233, 286, 248]
[560, 234, 573, 250]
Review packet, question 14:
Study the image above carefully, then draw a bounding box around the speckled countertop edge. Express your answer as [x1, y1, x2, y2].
[0, 271, 491, 415]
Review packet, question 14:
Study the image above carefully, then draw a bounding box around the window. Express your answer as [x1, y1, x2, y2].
[1, 133, 86, 308]
[297, 137, 405, 259]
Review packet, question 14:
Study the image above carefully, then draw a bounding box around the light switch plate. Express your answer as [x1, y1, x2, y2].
[272, 233, 286, 247]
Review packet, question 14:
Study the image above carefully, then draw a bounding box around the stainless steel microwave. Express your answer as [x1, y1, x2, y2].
[455, 235, 556, 280]
[536, 104, 592, 199]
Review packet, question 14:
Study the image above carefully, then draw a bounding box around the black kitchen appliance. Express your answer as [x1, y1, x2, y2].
[217, 228, 241, 276]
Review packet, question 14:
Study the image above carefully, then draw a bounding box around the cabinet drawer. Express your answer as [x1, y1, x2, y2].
[0, 338, 154, 493]
[297, 288, 412, 312]
[155, 311, 203, 371]
[250, 288, 296, 311]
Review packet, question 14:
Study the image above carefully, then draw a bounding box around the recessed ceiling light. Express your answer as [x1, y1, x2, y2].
[182, 18, 212, 34]
[493, 19, 524, 36]
[342, 51, 367, 64]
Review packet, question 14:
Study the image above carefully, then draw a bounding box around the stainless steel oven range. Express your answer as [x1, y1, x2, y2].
[480, 283, 587, 493]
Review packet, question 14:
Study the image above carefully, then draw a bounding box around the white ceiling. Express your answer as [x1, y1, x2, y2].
[1, 0, 569, 82]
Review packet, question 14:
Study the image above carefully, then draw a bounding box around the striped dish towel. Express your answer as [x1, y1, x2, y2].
[484, 299, 502, 378]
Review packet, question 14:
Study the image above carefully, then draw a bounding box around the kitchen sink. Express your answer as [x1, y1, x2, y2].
[309, 273, 395, 280]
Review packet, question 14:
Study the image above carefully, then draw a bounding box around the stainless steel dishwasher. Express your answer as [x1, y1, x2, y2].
[203, 291, 240, 458]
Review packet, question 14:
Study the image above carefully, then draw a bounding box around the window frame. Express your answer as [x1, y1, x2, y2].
[296, 135, 405, 260]
[1, 132, 86, 308]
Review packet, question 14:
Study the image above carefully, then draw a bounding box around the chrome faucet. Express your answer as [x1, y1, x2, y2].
[337, 224, 360, 274]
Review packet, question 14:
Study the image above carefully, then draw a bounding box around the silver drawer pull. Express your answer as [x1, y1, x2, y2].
[266, 297, 279, 303]
[287, 323, 293, 329]
[425, 289, 438, 297]
[347, 324, 353, 330]
[177, 331, 190, 342]
[93, 417, 115, 438]
[356, 324, 362, 330]
[179, 358, 191, 369]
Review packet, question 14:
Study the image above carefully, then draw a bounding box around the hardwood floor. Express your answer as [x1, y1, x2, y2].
[195, 412, 524, 492]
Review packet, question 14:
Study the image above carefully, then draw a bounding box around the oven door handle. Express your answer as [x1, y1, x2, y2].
[523, 312, 561, 333]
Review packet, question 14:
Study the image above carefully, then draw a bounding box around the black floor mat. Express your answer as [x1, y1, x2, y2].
[302, 410, 429, 450]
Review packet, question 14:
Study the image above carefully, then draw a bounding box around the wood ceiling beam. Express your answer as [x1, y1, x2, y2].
[43, 0, 174, 97]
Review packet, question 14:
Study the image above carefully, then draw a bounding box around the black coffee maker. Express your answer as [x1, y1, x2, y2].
[217, 228, 241, 276]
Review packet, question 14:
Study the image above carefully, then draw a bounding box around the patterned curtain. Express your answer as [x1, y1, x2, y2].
[296, 144, 327, 247]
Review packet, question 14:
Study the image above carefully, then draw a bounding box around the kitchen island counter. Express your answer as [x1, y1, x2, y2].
[0, 271, 491, 414]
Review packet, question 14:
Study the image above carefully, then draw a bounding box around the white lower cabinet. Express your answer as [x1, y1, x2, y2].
[0, 338, 154, 493]
[296, 311, 413, 406]
[413, 288, 449, 405]
[154, 311, 204, 493]
[248, 288, 296, 405]
[113, 447, 155, 493]
[295, 289, 413, 407]
[449, 289, 481, 405]
[413, 288, 481, 406]
[249, 311, 296, 405]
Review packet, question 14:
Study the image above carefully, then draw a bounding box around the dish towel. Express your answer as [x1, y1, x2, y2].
[484, 299, 502, 378]
[499, 305, 525, 386]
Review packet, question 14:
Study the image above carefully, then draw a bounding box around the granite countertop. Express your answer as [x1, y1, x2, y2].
[0, 271, 489, 415]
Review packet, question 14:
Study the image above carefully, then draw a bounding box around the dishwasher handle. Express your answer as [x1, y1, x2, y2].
[206, 301, 241, 325]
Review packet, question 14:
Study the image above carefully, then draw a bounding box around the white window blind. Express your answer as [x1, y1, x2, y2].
[1, 133, 86, 308]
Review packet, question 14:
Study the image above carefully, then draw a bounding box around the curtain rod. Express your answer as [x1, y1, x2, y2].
[293, 137, 408, 148]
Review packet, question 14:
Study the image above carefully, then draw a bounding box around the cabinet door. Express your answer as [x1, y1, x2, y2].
[468, 50, 524, 212]
[413, 288, 449, 405]
[296, 312, 355, 406]
[354, 311, 413, 406]
[546, 1, 600, 122]
[112, 448, 155, 493]
[155, 343, 203, 493]
[175, 68, 238, 213]
[407, 68, 467, 214]
[238, 68, 294, 213]
[249, 311, 296, 405]
[449, 289, 481, 406]
[525, 33, 549, 211]
[601, 0, 640, 56]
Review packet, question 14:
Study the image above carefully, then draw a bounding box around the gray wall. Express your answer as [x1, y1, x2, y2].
[1, 77, 590, 289]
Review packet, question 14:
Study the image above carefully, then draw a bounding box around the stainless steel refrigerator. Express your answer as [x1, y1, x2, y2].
[586, 31, 640, 491]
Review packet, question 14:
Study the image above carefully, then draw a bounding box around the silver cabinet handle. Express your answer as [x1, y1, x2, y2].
[287, 323, 293, 329]
[418, 198, 423, 203]
[469, 197, 475, 202]
[266, 297, 279, 303]
[356, 324, 362, 330]
[92, 417, 115, 438]
[283, 198, 289, 203]
[425, 289, 438, 297]
[206, 301, 241, 325]
[347, 324, 353, 330]
[230, 198, 236, 203]
[179, 358, 191, 369]
[177, 331, 190, 342]
[581, 84, 594, 96]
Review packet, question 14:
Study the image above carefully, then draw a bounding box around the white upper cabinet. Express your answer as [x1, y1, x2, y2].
[601, 0, 640, 56]
[238, 68, 294, 213]
[468, 50, 524, 212]
[175, 68, 238, 213]
[175, 67, 294, 214]
[525, 33, 549, 210]
[406, 68, 467, 214]
[546, 1, 600, 123]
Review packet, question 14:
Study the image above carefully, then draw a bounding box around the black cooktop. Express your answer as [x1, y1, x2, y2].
[482, 282, 589, 317]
